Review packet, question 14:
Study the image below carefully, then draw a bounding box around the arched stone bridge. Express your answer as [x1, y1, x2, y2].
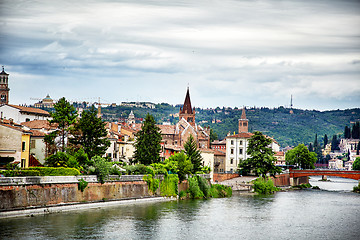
[290, 169, 360, 181]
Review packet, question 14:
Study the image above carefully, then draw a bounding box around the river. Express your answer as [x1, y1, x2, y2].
[1, 177, 359, 240]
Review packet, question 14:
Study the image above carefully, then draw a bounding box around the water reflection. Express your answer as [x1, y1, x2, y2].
[1, 181, 359, 240]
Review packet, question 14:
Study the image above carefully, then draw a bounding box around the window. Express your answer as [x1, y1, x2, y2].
[230, 148, 234, 154]
[230, 158, 233, 164]
[240, 140, 243, 145]
[26, 118, 30, 122]
[244, 122, 247, 126]
[22, 141, 26, 152]
[21, 159, 26, 168]
[239, 148, 243, 154]
[231, 140, 234, 145]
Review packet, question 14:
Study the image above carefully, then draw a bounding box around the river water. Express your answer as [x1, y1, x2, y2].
[1, 177, 359, 240]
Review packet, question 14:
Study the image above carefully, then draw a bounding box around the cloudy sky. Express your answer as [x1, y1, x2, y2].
[0, 0, 359, 110]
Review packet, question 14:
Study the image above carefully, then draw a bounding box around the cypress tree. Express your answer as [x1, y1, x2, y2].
[134, 114, 162, 165]
[323, 134, 328, 148]
[308, 143, 313, 152]
[184, 134, 203, 173]
[357, 141, 360, 155]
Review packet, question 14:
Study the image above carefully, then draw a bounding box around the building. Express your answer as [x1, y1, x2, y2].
[211, 139, 226, 151]
[213, 149, 226, 173]
[0, 121, 32, 168]
[328, 158, 344, 170]
[274, 151, 286, 166]
[0, 104, 51, 124]
[224, 107, 280, 173]
[34, 94, 55, 108]
[0, 66, 10, 105]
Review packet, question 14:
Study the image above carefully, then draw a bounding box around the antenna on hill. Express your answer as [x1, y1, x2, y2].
[290, 95, 294, 114]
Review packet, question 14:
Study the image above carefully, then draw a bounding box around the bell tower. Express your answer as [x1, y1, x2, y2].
[179, 87, 195, 126]
[0, 66, 10, 105]
[238, 107, 249, 133]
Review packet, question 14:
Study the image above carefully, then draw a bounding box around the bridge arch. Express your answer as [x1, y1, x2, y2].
[289, 169, 360, 181]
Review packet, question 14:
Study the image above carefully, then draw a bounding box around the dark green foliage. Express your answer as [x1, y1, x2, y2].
[134, 114, 162, 165]
[313, 134, 323, 163]
[92, 156, 112, 184]
[69, 106, 110, 160]
[196, 175, 210, 198]
[292, 183, 312, 189]
[353, 183, 360, 193]
[286, 144, 317, 169]
[323, 134, 328, 148]
[101, 105, 360, 147]
[210, 128, 218, 142]
[49, 97, 77, 152]
[184, 135, 203, 173]
[160, 174, 179, 197]
[209, 184, 233, 198]
[344, 126, 351, 139]
[331, 135, 340, 151]
[308, 143, 313, 152]
[253, 177, 280, 194]
[1, 170, 40, 177]
[357, 141, 360, 155]
[174, 152, 193, 182]
[238, 131, 281, 177]
[78, 178, 88, 192]
[179, 190, 187, 199]
[351, 122, 360, 139]
[45, 152, 73, 167]
[143, 174, 160, 194]
[27, 167, 80, 176]
[123, 164, 155, 175]
[353, 157, 360, 170]
[187, 176, 204, 199]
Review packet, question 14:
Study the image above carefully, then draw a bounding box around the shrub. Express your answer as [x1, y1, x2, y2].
[197, 175, 211, 198]
[28, 167, 80, 176]
[253, 177, 280, 194]
[160, 174, 179, 197]
[187, 176, 204, 199]
[45, 152, 72, 167]
[1, 170, 40, 177]
[78, 178, 88, 192]
[92, 156, 112, 184]
[209, 184, 232, 198]
[143, 174, 160, 194]
[179, 190, 187, 199]
[353, 183, 360, 193]
[124, 164, 154, 175]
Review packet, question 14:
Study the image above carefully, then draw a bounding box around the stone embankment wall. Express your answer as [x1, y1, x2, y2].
[0, 175, 209, 211]
[0, 175, 157, 211]
[271, 174, 290, 187]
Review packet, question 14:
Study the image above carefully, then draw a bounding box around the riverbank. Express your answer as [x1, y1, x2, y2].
[0, 196, 176, 219]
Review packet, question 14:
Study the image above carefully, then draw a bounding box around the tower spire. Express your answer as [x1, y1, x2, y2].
[238, 106, 249, 133]
[179, 86, 195, 126]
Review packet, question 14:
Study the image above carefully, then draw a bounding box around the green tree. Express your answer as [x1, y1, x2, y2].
[353, 157, 360, 170]
[134, 114, 162, 165]
[70, 106, 110, 160]
[49, 97, 77, 152]
[357, 141, 360, 155]
[176, 152, 193, 182]
[323, 134, 328, 148]
[344, 126, 351, 139]
[184, 134, 203, 173]
[331, 135, 340, 151]
[238, 131, 281, 177]
[210, 128, 218, 142]
[285, 144, 317, 169]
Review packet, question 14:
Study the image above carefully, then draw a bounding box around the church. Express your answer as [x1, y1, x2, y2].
[158, 88, 211, 158]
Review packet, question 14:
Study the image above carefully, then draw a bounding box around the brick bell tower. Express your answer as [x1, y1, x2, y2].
[0, 66, 10, 105]
[238, 107, 249, 133]
[179, 87, 195, 126]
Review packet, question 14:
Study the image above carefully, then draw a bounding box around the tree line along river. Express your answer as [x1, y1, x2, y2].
[0, 176, 359, 240]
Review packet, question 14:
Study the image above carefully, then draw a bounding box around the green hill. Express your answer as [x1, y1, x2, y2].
[101, 104, 360, 147]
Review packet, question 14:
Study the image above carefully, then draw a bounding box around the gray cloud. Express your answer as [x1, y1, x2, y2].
[0, 0, 359, 110]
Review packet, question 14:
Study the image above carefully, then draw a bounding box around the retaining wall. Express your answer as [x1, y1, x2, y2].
[213, 173, 239, 182]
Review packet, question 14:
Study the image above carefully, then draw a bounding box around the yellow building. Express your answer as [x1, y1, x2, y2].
[21, 133, 31, 168]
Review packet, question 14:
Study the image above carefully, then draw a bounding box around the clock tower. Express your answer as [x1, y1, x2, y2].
[0, 66, 9, 105]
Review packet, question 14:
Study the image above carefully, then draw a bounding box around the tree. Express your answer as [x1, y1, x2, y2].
[170, 152, 193, 182]
[357, 141, 360, 155]
[134, 114, 162, 165]
[49, 97, 77, 152]
[184, 134, 203, 173]
[353, 157, 360, 171]
[210, 128, 218, 142]
[323, 134, 328, 148]
[285, 144, 317, 169]
[344, 126, 351, 139]
[313, 134, 323, 164]
[352, 122, 360, 139]
[331, 135, 340, 151]
[69, 106, 110, 160]
[308, 143, 313, 152]
[238, 131, 281, 177]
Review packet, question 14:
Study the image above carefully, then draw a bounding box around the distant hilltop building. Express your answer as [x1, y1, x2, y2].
[121, 102, 155, 109]
[0, 66, 10, 105]
[34, 94, 55, 108]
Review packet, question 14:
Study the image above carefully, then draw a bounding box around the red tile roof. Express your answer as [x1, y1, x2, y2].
[158, 125, 176, 135]
[8, 104, 50, 116]
[21, 120, 57, 130]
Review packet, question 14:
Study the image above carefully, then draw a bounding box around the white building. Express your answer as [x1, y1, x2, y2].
[0, 104, 51, 124]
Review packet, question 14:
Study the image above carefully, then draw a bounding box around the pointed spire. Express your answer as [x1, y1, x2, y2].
[181, 87, 193, 114]
[241, 107, 247, 119]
